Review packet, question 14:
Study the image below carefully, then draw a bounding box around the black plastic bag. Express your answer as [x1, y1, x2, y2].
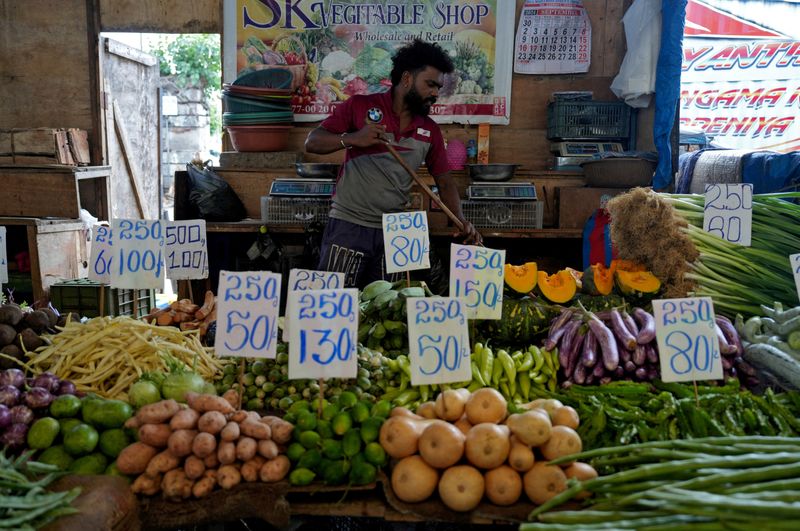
[185, 162, 247, 221]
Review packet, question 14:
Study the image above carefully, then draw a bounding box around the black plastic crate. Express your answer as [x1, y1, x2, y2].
[50, 278, 155, 318]
[547, 101, 635, 140]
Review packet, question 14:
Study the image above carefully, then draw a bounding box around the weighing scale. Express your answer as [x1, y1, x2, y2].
[262, 178, 334, 225]
[550, 142, 624, 171]
[467, 182, 538, 201]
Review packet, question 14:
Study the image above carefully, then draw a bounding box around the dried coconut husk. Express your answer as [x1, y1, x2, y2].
[605, 187, 698, 298]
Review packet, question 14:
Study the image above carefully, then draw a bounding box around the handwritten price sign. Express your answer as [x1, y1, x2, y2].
[449, 244, 505, 320]
[165, 220, 208, 280]
[284, 269, 345, 341]
[288, 289, 358, 380]
[110, 219, 164, 289]
[652, 297, 722, 383]
[790, 254, 800, 304]
[0, 227, 7, 285]
[382, 211, 430, 274]
[703, 183, 752, 246]
[407, 297, 471, 385]
[88, 225, 113, 284]
[216, 271, 281, 359]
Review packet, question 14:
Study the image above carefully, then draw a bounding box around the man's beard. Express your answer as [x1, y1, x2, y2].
[405, 86, 436, 117]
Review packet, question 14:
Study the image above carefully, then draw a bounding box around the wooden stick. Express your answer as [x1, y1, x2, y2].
[406, 270, 411, 288]
[99, 285, 105, 317]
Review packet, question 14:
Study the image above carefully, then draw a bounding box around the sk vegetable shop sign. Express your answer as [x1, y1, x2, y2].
[223, 0, 514, 124]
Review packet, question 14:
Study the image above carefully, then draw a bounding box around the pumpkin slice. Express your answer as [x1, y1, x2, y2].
[537, 270, 577, 304]
[564, 267, 583, 291]
[582, 263, 614, 296]
[504, 263, 538, 294]
[615, 270, 661, 296]
[609, 259, 647, 273]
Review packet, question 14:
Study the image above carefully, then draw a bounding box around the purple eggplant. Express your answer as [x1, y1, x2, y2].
[56, 380, 77, 396]
[624, 360, 637, 373]
[0, 368, 25, 389]
[633, 344, 647, 366]
[645, 344, 659, 364]
[32, 373, 60, 393]
[593, 310, 613, 321]
[545, 310, 576, 350]
[24, 387, 54, 409]
[713, 322, 738, 356]
[721, 356, 733, 370]
[593, 363, 606, 378]
[610, 310, 637, 350]
[581, 330, 598, 368]
[0, 404, 11, 430]
[613, 366, 625, 378]
[646, 366, 660, 380]
[589, 316, 620, 371]
[599, 376, 613, 385]
[635, 367, 648, 380]
[0, 423, 29, 448]
[557, 320, 581, 369]
[716, 316, 743, 356]
[584, 373, 595, 385]
[734, 357, 757, 377]
[633, 308, 656, 344]
[566, 330, 586, 377]
[618, 337, 632, 364]
[621, 310, 639, 337]
[0, 385, 20, 407]
[572, 362, 588, 385]
[10, 404, 33, 425]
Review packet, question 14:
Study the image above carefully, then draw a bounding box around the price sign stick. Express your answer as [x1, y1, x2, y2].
[406, 271, 411, 288]
[99, 286, 105, 318]
[693, 380, 700, 407]
[188, 281, 195, 304]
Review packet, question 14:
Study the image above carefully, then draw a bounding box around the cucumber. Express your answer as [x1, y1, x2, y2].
[743, 343, 800, 390]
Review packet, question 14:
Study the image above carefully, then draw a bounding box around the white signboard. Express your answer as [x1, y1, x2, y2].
[407, 297, 471, 386]
[449, 244, 505, 320]
[288, 289, 358, 380]
[514, 0, 591, 74]
[216, 271, 282, 359]
[652, 297, 723, 383]
[88, 225, 113, 284]
[790, 254, 800, 305]
[703, 183, 753, 246]
[110, 220, 165, 289]
[165, 220, 209, 280]
[382, 211, 431, 274]
[0, 227, 7, 285]
[284, 269, 345, 341]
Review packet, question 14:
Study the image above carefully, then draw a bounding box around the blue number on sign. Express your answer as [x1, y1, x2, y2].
[454, 247, 471, 269]
[299, 328, 352, 365]
[297, 294, 316, 319]
[418, 334, 462, 375]
[413, 212, 426, 229]
[694, 334, 711, 372]
[96, 226, 111, 244]
[223, 275, 242, 301]
[224, 310, 251, 351]
[119, 220, 133, 240]
[418, 334, 443, 374]
[794, 256, 800, 275]
[391, 235, 425, 268]
[662, 301, 677, 326]
[384, 214, 398, 232]
[665, 330, 692, 375]
[94, 249, 111, 275]
[224, 310, 273, 352]
[118, 248, 162, 278]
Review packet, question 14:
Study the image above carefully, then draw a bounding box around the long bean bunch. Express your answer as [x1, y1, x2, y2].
[663, 192, 800, 316]
[0, 450, 80, 530]
[523, 435, 800, 529]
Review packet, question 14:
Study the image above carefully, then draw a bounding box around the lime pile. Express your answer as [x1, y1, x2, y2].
[30, 394, 133, 476]
[284, 391, 390, 487]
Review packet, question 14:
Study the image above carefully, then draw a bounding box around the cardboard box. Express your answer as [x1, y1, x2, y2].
[557, 187, 627, 229]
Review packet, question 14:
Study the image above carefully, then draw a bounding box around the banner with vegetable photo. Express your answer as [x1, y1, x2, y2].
[223, 0, 515, 124]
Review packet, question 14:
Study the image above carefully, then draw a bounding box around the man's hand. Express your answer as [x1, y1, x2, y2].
[454, 218, 482, 245]
[346, 123, 388, 148]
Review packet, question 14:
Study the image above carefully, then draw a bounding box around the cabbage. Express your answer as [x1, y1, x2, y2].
[161, 372, 206, 403]
[354, 45, 392, 85]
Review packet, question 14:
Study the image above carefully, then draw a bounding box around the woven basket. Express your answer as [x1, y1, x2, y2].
[254, 34, 308, 92]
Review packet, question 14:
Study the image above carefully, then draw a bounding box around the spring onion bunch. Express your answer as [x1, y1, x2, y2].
[661, 193, 800, 317]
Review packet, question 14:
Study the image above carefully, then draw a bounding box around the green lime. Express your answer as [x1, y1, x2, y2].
[349, 461, 377, 486]
[98, 429, 131, 458]
[338, 391, 357, 409]
[286, 442, 306, 462]
[321, 403, 340, 421]
[298, 430, 321, 450]
[360, 417, 383, 444]
[364, 442, 387, 467]
[342, 429, 361, 458]
[331, 411, 353, 436]
[50, 395, 82, 418]
[83, 399, 133, 429]
[295, 411, 318, 432]
[288, 400, 310, 415]
[297, 448, 322, 471]
[27, 417, 60, 450]
[322, 460, 350, 486]
[63, 423, 99, 456]
[316, 419, 333, 439]
[69, 453, 108, 475]
[58, 418, 82, 435]
[288, 468, 315, 486]
[37, 446, 74, 470]
[321, 438, 343, 460]
[352, 401, 370, 424]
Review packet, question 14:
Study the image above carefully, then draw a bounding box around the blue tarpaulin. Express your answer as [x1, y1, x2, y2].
[653, 0, 688, 190]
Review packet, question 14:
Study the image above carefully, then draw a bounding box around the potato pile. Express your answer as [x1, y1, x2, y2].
[144, 291, 217, 340]
[381, 388, 597, 512]
[0, 303, 77, 369]
[117, 391, 294, 499]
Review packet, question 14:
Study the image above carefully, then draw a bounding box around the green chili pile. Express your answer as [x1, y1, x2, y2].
[523, 435, 800, 529]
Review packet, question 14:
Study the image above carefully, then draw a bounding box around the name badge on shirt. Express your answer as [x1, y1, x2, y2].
[416, 128, 431, 137]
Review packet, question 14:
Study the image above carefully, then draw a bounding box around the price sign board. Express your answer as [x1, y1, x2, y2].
[216, 270, 282, 359]
[288, 289, 358, 380]
[382, 211, 430, 274]
[88, 225, 113, 284]
[0, 227, 7, 285]
[284, 269, 345, 341]
[165, 220, 209, 280]
[449, 244, 505, 320]
[407, 297, 471, 386]
[652, 297, 723, 383]
[703, 183, 753, 246]
[790, 254, 800, 304]
[110, 219, 165, 289]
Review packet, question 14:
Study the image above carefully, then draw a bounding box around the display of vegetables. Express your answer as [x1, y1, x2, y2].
[528, 379, 800, 450]
[0, 302, 76, 370]
[284, 392, 389, 487]
[736, 302, 800, 391]
[384, 389, 594, 512]
[25, 316, 221, 400]
[359, 279, 427, 356]
[0, 450, 81, 530]
[120, 392, 293, 499]
[524, 435, 800, 528]
[144, 291, 217, 341]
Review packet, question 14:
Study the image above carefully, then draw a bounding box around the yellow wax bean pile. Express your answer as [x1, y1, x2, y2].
[26, 316, 222, 400]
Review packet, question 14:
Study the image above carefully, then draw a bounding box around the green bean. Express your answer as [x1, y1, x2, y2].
[646, 487, 800, 518]
[724, 478, 800, 494]
[537, 510, 666, 524]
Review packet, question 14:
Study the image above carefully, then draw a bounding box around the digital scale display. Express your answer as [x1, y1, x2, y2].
[467, 183, 537, 201]
[269, 178, 335, 197]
